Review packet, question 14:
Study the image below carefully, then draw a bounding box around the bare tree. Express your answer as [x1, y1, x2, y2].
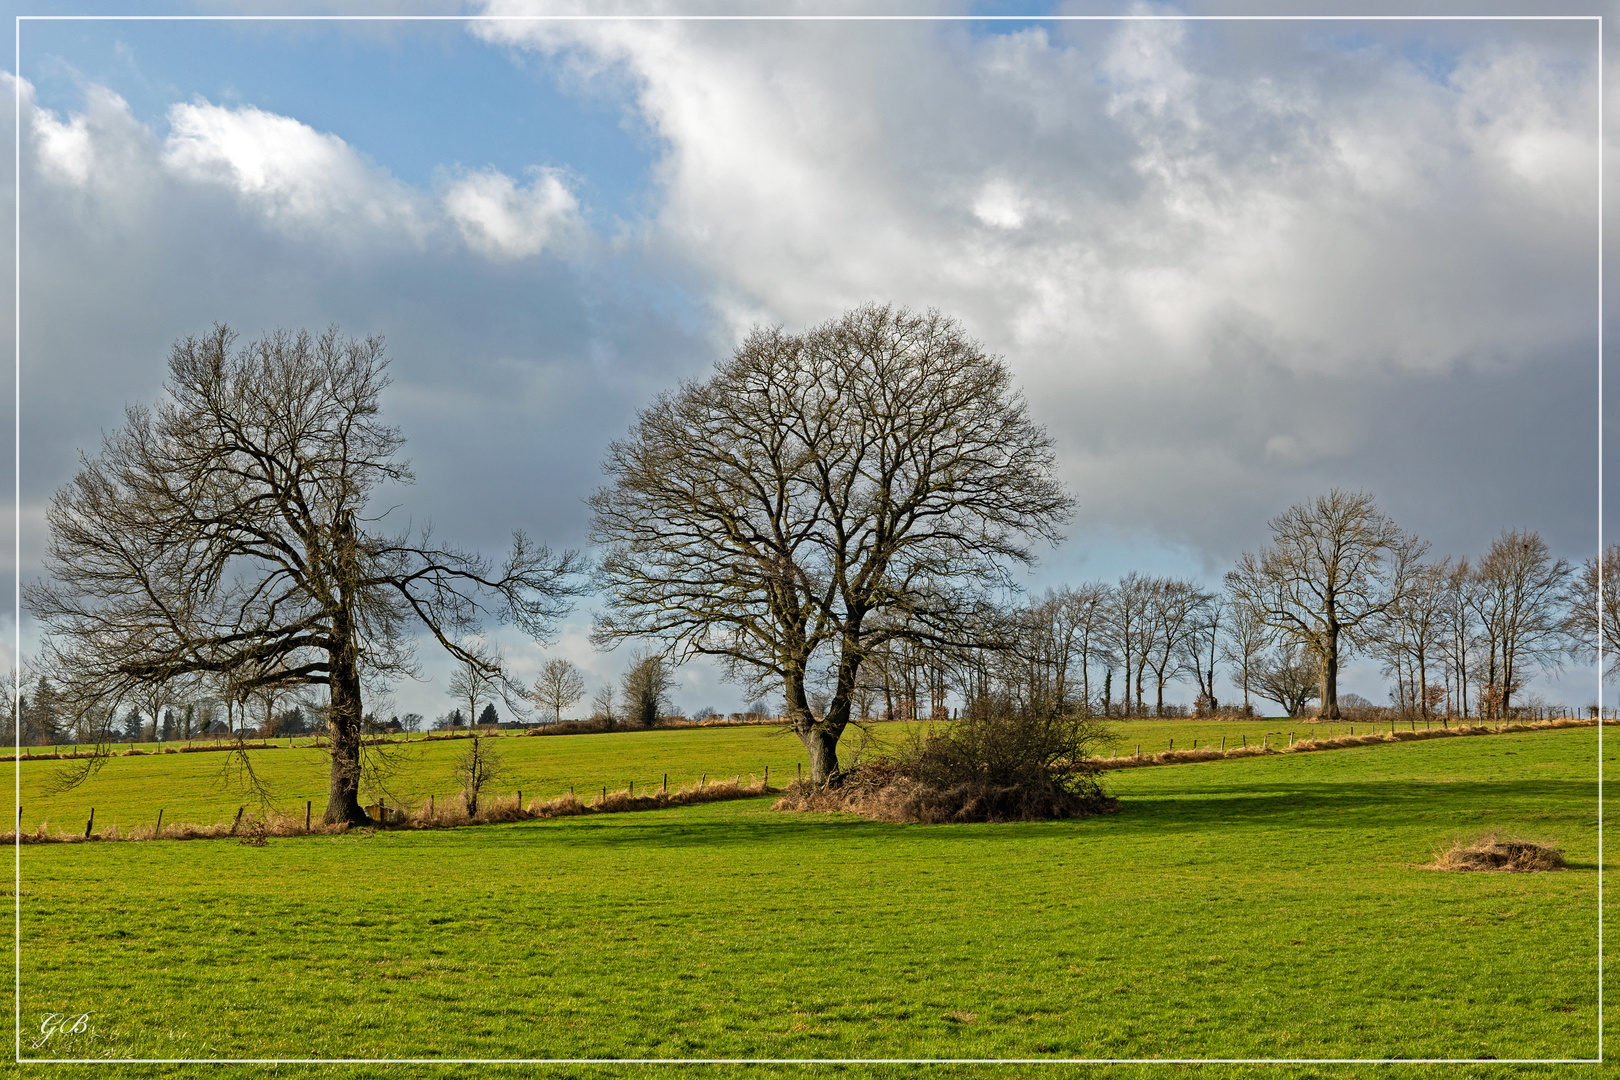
[1225, 490, 1415, 720]
[1220, 598, 1271, 714]
[1468, 530, 1570, 718]
[1104, 573, 1153, 716]
[24, 326, 584, 824]
[447, 643, 526, 733]
[1180, 592, 1225, 714]
[621, 650, 676, 728]
[1374, 554, 1450, 717]
[1139, 578, 1211, 716]
[1566, 543, 1620, 683]
[532, 657, 588, 723]
[454, 734, 506, 817]
[1249, 640, 1320, 718]
[1439, 558, 1476, 718]
[590, 683, 618, 728]
[590, 304, 1071, 784]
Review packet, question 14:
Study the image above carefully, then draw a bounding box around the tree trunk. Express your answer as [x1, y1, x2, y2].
[323, 515, 371, 827]
[1318, 630, 1342, 720]
[323, 653, 369, 825]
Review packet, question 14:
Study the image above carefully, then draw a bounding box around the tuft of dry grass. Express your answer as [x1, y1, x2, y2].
[1430, 833, 1566, 873]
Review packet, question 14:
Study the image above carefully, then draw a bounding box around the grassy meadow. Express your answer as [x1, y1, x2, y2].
[5, 721, 1609, 1078]
[17, 716, 1465, 835]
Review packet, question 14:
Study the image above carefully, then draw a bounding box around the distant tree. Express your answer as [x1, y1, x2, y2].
[1249, 640, 1320, 718]
[590, 304, 1071, 784]
[23, 678, 63, 746]
[1226, 490, 1415, 720]
[454, 734, 506, 817]
[532, 657, 587, 723]
[1105, 573, 1154, 716]
[590, 684, 618, 728]
[400, 712, 425, 734]
[1180, 594, 1225, 714]
[23, 325, 583, 823]
[1221, 598, 1271, 714]
[478, 703, 499, 727]
[1565, 543, 1619, 682]
[120, 708, 143, 742]
[1374, 553, 1450, 717]
[1140, 578, 1212, 716]
[622, 652, 675, 728]
[1468, 530, 1571, 717]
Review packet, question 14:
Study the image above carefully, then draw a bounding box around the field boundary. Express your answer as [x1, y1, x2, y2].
[1091, 715, 1605, 770]
[4, 777, 779, 844]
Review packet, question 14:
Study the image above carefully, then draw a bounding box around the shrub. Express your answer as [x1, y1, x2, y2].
[778, 700, 1118, 823]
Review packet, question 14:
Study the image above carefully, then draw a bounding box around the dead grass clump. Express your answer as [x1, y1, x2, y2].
[1431, 833, 1566, 873]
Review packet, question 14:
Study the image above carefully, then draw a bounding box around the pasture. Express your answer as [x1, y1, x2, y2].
[8, 723, 1608, 1077]
[17, 716, 1475, 835]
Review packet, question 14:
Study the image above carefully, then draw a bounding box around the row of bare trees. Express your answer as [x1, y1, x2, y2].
[834, 498, 1598, 723]
[22, 307, 1613, 806]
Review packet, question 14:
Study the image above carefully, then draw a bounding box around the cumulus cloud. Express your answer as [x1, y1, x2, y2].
[25, 86, 590, 260]
[162, 100, 432, 242]
[472, 12, 1598, 563]
[441, 165, 587, 259]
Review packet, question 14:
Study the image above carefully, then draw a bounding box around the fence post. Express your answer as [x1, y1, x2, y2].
[306, 800, 312, 832]
[156, 808, 164, 837]
[518, 790, 522, 812]
[763, 766, 768, 789]
[231, 806, 244, 835]
[662, 774, 667, 794]
[84, 809, 94, 839]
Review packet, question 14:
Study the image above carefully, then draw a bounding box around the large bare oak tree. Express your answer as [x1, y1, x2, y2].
[589, 304, 1072, 784]
[25, 326, 585, 824]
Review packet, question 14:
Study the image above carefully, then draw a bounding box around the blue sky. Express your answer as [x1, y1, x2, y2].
[6, 8, 1608, 719]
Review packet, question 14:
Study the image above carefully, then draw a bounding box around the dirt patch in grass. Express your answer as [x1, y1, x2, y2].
[1431, 833, 1566, 873]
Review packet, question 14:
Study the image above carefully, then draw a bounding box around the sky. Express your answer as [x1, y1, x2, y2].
[3, 1, 1610, 721]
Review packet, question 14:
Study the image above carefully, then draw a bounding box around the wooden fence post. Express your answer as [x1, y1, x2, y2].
[231, 806, 244, 835]
[662, 774, 667, 793]
[763, 766, 768, 789]
[156, 808, 164, 837]
[84, 809, 94, 839]
[306, 801, 312, 832]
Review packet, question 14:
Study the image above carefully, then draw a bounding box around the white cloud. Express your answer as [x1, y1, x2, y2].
[162, 100, 431, 241]
[440, 166, 586, 259]
[474, 14, 1595, 387]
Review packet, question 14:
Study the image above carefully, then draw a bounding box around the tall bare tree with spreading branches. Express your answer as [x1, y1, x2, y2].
[589, 304, 1072, 784]
[1225, 490, 1416, 720]
[25, 325, 585, 824]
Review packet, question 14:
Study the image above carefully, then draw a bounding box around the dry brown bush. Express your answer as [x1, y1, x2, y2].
[1431, 834, 1566, 872]
[777, 703, 1118, 824]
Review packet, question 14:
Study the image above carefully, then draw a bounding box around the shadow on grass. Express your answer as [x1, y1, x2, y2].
[503, 776, 1596, 851]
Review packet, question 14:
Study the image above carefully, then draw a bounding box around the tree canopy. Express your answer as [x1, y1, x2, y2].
[25, 325, 585, 823]
[589, 303, 1072, 783]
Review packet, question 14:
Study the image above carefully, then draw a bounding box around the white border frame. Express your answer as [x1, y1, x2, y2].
[9, 11, 1605, 1067]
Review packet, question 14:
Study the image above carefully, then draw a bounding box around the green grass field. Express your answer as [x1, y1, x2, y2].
[6, 722, 1610, 1078]
[17, 716, 1471, 835]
